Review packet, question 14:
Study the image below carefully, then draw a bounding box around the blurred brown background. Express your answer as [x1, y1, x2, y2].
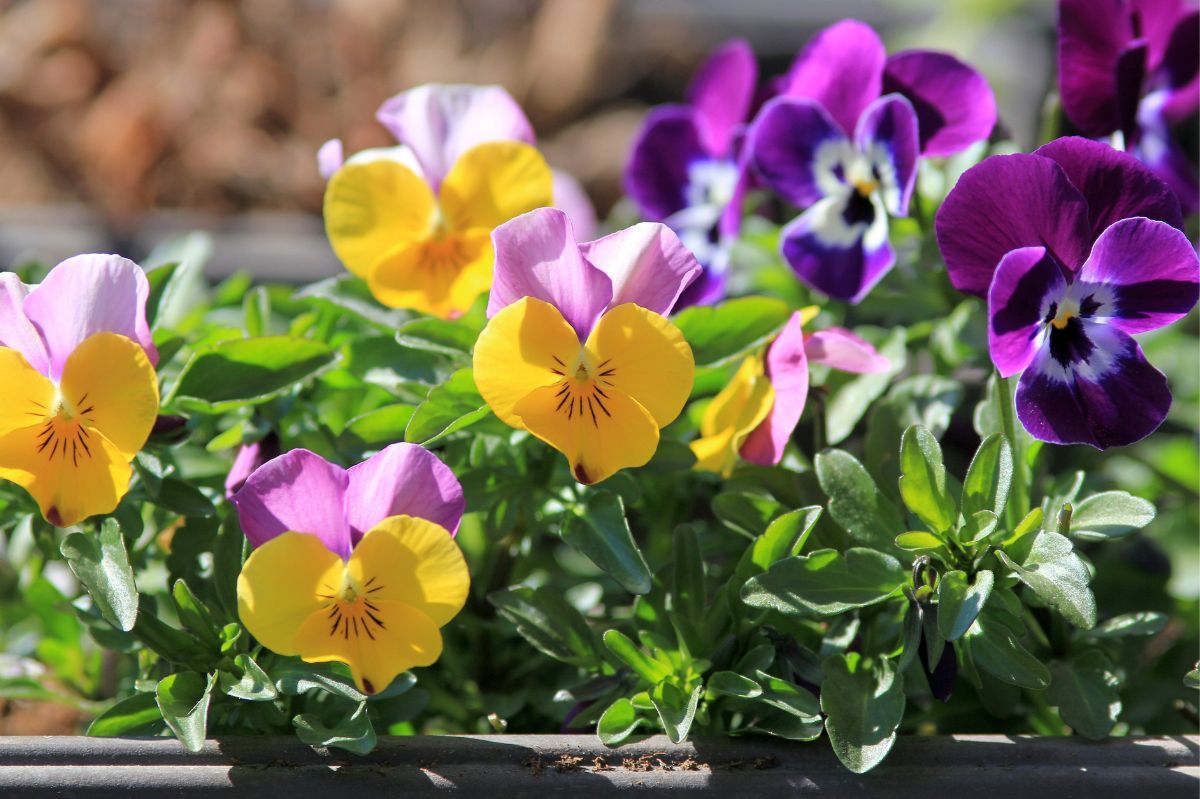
[0, 0, 1052, 275]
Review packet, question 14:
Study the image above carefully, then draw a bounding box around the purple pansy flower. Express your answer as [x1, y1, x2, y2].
[747, 19, 997, 303]
[937, 136, 1199, 448]
[1057, 0, 1199, 212]
[624, 39, 758, 307]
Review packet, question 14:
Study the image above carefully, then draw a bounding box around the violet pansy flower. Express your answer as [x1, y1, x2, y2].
[748, 20, 996, 303]
[1057, 0, 1199, 212]
[937, 136, 1198, 449]
[625, 39, 758, 306]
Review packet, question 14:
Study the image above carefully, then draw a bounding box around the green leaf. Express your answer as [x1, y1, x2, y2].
[707, 671, 762, 699]
[712, 492, 785, 539]
[488, 586, 597, 666]
[671, 526, 705, 624]
[894, 531, 947, 553]
[961, 433, 1013, 519]
[60, 519, 138, 632]
[865, 375, 964, 502]
[824, 327, 907, 445]
[296, 275, 410, 331]
[753, 671, 821, 719]
[243, 286, 271, 337]
[1046, 651, 1121, 740]
[937, 569, 994, 641]
[156, 671, 214, 753]
[964, 607, 1050, 689]
[1070, 491, 1156, 541]
[87, 691, 163, 737]
[154, 479, 216, 518]
[815, 449, 905, 550]
[274, 663, 367, 702]
[1088, 611, 1169, 638]
[597, 697, 641, 745]
[338, 405, 415, 451]
[898, 425, 957, 534]
[997, 531, 1096, 629]
[143, 232, 212, 329]
[171, 336, 337, 412]
[220, 654, 277, 701]
[820, 653, 905, 774]
[741, 548, 906, 617]
[405, 368, 490, 445]
[212, 515, 247, 623]
[294, 701, 377, 755]
[672, 296, 791, 366]
[960, 510, 999, 543]
[171, 580, 221, 650]
[560, 491, 652, 595]
[1186, 666, 1200, 690]
[650, 682, 702, 743]
[603, 629, 671, 684]
[751, 506, 822, 570]
[395, 318, 477, 358]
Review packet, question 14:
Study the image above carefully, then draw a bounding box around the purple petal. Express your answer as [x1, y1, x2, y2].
[1158, 10, 1198, 115]
[1134, 89, 1199, 213]
[552, 169, 598, 242]
[804, 327, 890, 373]
[747, 96, 848, 208]
[987, 247, 1069, 378]
[1114, 40, 1149, 142]
[232, 449, 353, 559]
[1138, 0, 1194, 69]
[935, 152, 1093, 296]
[487, 208, 612, 340]
[375, 84, 534, 188]
[740, 312, 809, 466]
[1057, 0, 1134, 136]
[578, 223, 702, 317]
[624, 106, 709, 221]
[0, 273, 49, 375]
[675, 253, 729, 309]
[1016, 323, 1171, 449]
[1034, 136, 1184, 236]
[780, 194, 895, 304]
[317, 138, 344, 180]
[854, 93, 919, 217]
[687, 38, 758, 156]
[1075, 216, 1199, 333]
[780, 19, 886, 135]
[345, 443, 465, 542]
[882, 50, 997, 156]
[22, 254, 157, 381]
[225, 441, 265, 500]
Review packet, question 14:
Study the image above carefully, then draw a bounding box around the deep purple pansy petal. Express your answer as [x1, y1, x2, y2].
[1076, 216, 1199, 333]
[1115, 39, 1149, 142]
[552, 169, 598, 242]
[855, 93, 919, 217]
[231, 449, 353, 559]
[317, 138, 344, 180]
[780, 194, 895, 304]
[804, 327, 891, 373]
[22, 254, 158, 380]
[1134, 92, 1200, 213]
[675, 262, 727, 309]
[935, 152, 1093, 296]
[882, 50, 998, 156]
[375, 84, 534, 188]
[747, 96, 847, 208]
[987, 246, 1068, 378]
[740, 312, 809, 466]
[687, 38, 758, 156]
[781, 19, 886, 135]
[488, 208, 612, 340]
[345, 442, 465, 542]
[578, 223, 702, 318]
[1034, 136, 1185, 236]
[1057, 0, 1134, 136]
[1136, 0, 1194, 69]
[1016, 324, 1172, 449]
[1158, 9, 1199, 115]
[0, 273, 49, 375]
[624, 106, 710, 221]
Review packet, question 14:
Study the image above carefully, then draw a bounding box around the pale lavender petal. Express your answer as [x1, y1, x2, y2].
[935, 152, 1093, 296]
[1075, 217, 1199, 333]
[1057, 0, 1134, 136]
[375, 84, 534, 188]
[780, 19, 886, 135]
[747, 96, 848, 208]
[487, 208, 612, 340]
[1016, 323, 1172, 449]
[22, 254, 157, 380]
[780, 193, 895, 303]
[552, 169, 598, 242]
[687, 38, 757, 156]
[0, 273, 49, 375]
[624, 106, 709, 221]
[317, 138, 344, 180]
[987, 247, 1068, 378]
[578, 223, 701, 317]
[882, 50, 997, 157]
[231, 449, 353, 559]
[345, 442, 465, 542]
[854, 93, 919, 217]
[740, 312, 809, 466]
[804, 327, 891, 373]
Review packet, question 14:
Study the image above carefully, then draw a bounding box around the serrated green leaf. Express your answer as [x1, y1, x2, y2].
[741, 548, 906, 617]
[820, 653, 904, 773]
[60, 519, 138, 632]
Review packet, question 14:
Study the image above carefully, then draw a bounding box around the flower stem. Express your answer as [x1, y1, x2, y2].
[995, 372, 1029, 532]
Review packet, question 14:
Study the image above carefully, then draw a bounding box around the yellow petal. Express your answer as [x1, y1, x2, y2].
[690, 356, 775, 476]
[513, 380, 659, 484]
[60, 332, 159, 458]
[347, 515, 469, 627]
[366, 228, 494, 318]
[473, 297, 581, 428]
[0, 348, 54, 437]
[324, 159, 437, 279]
[439, 141, 553, 232]
[584, 303, 694, 427]
[236, 531, 344, 655]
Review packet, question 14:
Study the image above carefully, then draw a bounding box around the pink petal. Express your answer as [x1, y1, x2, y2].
[804, 327, 890, 373]
[740, 312, 809, 466]
[0, 273, 49, 375]
[552, 169, 598, 241]
[317, 138, 344, 179]
[345, 443, 465, 541]
[578, 223, 702, 318]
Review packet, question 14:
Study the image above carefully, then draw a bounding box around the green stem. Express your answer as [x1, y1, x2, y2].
[995, 372, 1029, 532]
